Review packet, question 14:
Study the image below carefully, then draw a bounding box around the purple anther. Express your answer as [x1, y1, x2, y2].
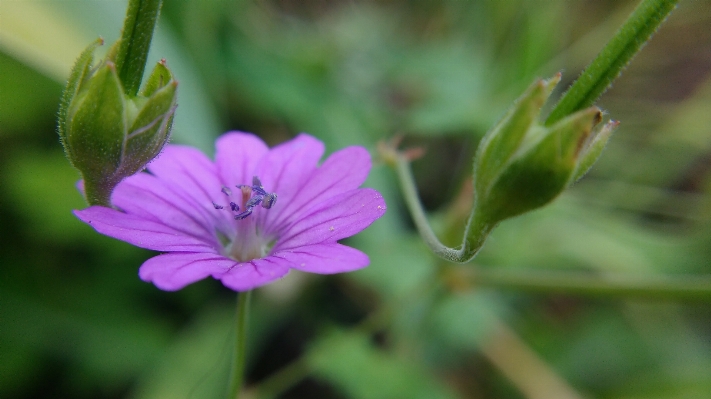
[233, 209, 253, 220]
[216, 175, 277, 221]
[245, 195, 263, 209]
[261, 193, 277, 209]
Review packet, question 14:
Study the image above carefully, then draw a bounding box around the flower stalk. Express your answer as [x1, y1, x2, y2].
[228, 290, 252, 399]
[115, 0, 164, 97]
[390, 148, 494, 263]
[546, 0, 680, 126]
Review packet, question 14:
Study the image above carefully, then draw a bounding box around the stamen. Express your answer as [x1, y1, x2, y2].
[262, 193, 277, 209]
[214, 175, 277, 220]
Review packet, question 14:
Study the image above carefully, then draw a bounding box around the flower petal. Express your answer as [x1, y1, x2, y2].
[139, 252, 236, 291]
[218, 258, 291, 291]
[266, 146, 371, 234]
[275, 188, 386, 249]
[75, 207, 214, 252]
[147, 145, 223, 212]
[111, 173, 217, 244]
[144, 144, 235, 234]
[271, 243, 370, 274]
[215, 132, 269, 187]
[253, 134, 325, 230]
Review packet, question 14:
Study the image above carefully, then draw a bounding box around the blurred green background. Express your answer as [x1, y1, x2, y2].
[2, 1, 711, 398]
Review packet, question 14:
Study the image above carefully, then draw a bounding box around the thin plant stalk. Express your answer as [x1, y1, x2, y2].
[115, 0, 163, 97]
[545, 0, 679, 125]
[227, 291, 252, 399]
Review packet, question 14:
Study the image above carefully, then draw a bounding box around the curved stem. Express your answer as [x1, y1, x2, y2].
[115, 0, 163, 97]
[545, 0, 679, 125]
[394, 153, 495, 263]
[227, 290, 252, 399]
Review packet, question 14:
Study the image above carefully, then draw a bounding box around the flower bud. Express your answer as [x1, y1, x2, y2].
[58, 40, 177, 207]
[472, 76, 616, 224]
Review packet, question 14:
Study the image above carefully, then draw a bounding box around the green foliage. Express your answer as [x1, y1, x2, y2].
[308, 330, 458, 399]
[1, 1, 711, 398]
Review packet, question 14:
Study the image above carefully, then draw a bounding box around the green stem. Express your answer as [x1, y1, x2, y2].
[545, 0, 679, 126]
[394, 154, 495, 263]
[115, 0, 163, 97]
[83, 178, 114, 208]
[228, 291, 252, 399]
[463, 268, 711, 300]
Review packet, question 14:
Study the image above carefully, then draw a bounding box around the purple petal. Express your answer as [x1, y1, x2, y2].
[266, 146, 371, 234]
[274, 188, 386, 250]
[144, 145, 235, 234]
[215, 132, 269, 187]
[253, 134, 325, 230]
[218, 258, 291, 291]
[110, 173, 217, 244]
[146, 145, 223, 213]
[271, 243, 370, 274]
[75, 207, 215, 252]
[139, 252, 236, 291]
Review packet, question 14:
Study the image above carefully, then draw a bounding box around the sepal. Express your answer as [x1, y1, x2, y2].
[58, 41, 178, 207]
[472, 75, 612, 224]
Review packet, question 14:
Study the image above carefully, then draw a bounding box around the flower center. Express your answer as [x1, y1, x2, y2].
[213, 176, 278, 262]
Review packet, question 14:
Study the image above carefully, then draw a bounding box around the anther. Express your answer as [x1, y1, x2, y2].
[216, 175, 277, 220]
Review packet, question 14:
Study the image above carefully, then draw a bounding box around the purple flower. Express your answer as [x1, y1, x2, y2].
[75, 132, 387, 291]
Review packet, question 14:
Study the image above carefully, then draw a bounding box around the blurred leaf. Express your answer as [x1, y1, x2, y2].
[351, 235, 434, 301]
[130, 304, 233, 399]
[429, 291, 503, 352]
[307, 330, 458, 399]
[476, 196, 707, 275]
[2, 149, 95, 244]
[0, 52, 63, 136]
[0, 285, 171, 395]
[0, 1, 91, 80]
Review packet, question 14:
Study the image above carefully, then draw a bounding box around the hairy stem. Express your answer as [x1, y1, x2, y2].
[545, 0, 679, 125]
[394, 153, 494, 263]
[115, 0, 163, 97]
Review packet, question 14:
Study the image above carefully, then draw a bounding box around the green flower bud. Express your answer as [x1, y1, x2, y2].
[58, 40, 177, 207]
[472, 76, 616, 224]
